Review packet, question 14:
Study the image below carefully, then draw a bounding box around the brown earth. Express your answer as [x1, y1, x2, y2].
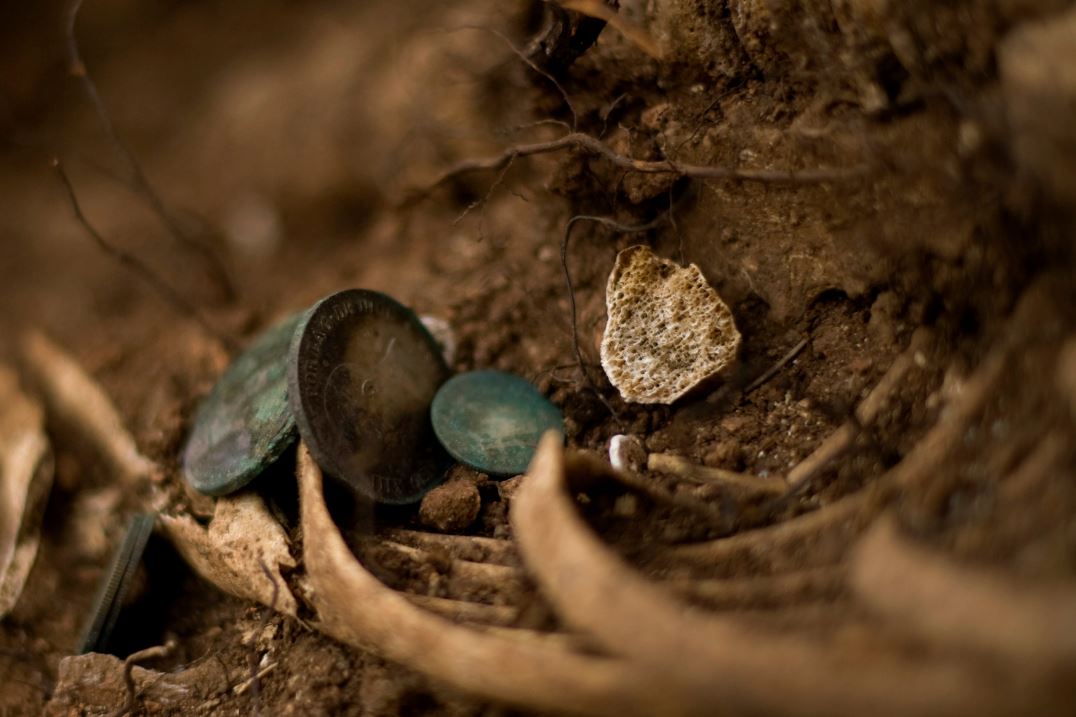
[2, 1, 1075, 715]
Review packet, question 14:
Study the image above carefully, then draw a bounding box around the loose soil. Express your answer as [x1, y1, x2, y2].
[2, 1, 1074, 715]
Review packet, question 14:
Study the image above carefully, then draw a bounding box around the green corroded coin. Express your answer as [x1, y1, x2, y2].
[183, 313, 301, 496]
[288, 289, 452, 504]
[78, 512, 155, 654]
[431, 370, 564, 476]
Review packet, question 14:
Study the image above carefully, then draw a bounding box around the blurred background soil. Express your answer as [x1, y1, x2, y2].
[1, 0, 1075, 715]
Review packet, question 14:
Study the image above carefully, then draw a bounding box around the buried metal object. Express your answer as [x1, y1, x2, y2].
[431, 370, 564, 476]
[78, 512, 156, 655]
[288, 289, 451, 504]
[182, 314, 302, 497]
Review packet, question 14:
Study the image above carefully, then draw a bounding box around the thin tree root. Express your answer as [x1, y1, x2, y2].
[416, 132, 870, 201]
[19, 331, 157, 487]
[512, 435, 1029, 717]
[109, 639, 177, 717]
[65, 0, 238, 304]
[297, 442, 703, 717]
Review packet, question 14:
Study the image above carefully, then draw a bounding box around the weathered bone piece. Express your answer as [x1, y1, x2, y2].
[160, 493, 298, 616]
[0, 366, 54, 617]
[601, 245, 740, 404]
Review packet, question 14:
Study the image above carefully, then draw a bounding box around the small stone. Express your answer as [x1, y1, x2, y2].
[418, 480, 481, 533]
[601, 245, 741, 404]
[608, 434, 646, 473]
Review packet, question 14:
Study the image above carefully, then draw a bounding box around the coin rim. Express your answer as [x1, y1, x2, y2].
[430, 369, 565, 476]
[77, 512, 156, 655]
[287, 289, 450, 504]
[182, 314, 302, 497]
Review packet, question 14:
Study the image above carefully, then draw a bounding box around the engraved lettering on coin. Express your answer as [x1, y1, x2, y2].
[288, 290, 451, 504]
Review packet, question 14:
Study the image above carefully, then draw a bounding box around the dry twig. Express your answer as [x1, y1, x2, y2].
[742, 337, 809, 395]
[783, 328, 932, 489]
[50, 159, 235, 350]
[665, 328, 1003, 571]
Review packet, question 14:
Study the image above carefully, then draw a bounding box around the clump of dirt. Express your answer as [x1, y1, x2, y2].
[2, 0, 1075, 715]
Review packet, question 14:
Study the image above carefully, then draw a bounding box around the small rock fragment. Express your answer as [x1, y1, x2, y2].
[419, 480, 481, 533]
[608, 434, 647, 473]
[601, 245, 741, 404]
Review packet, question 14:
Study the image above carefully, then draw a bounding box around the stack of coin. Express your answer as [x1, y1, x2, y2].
[182, 288, 565, 503]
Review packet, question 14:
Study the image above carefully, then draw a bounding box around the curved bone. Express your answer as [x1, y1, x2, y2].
[851, 510, 1076, 664]
[296, 442, 703, 717]
[0, 366, 54, 617]
[404, 594, 519, 626]
[379, 529, 517, 566]
[20, 331, 156, 487]
[513, 434, 1027, 717]
[786, 328, 931, 487]
[365, 540, 527, 597]
[664, 565, 846, 609]
[665, 335, 1007, 571]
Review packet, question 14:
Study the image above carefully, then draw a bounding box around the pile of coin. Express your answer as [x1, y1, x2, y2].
[182, 289, 564, 503]
[80, 289, 564, 655]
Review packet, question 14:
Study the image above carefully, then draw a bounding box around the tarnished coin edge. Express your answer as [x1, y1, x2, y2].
[182, 315, 302, 497]
[77, 512, 156, 655]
